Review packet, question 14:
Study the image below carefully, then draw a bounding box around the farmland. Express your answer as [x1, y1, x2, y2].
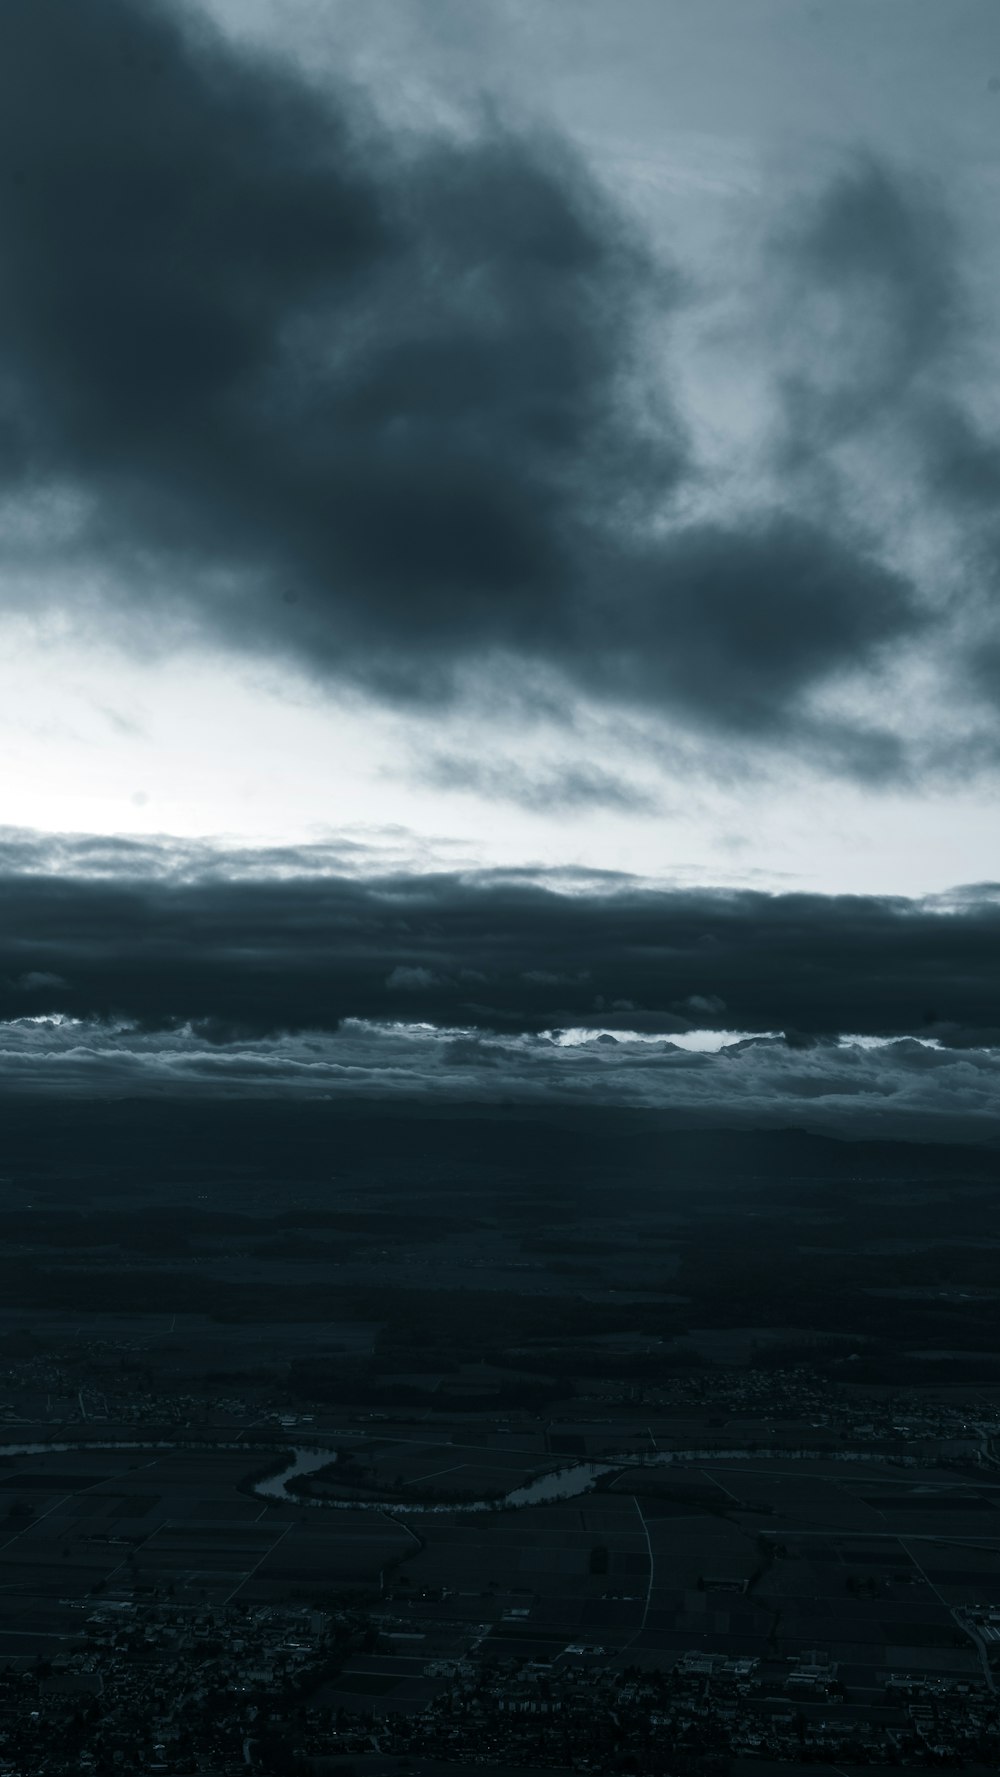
[0, 1101, 998, 1767]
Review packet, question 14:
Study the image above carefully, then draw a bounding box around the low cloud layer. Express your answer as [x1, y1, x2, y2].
[0, 0, 993, 777]
[0, 831, 997, 1047]
[0, 1015, 996, 1146]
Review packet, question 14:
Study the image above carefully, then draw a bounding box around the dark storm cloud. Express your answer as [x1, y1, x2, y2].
[0, 0, 929, 757]
[915, 401, 1000, 714]
[771, 156, 957, 451]
[0, 833, 997, 1043]
[0, 0, 675, 675]
[766, 157, 1000, 738]
[923, 402, 1000, 512]
[757, 154, 1000, 758]
[587, 516, 918, 741]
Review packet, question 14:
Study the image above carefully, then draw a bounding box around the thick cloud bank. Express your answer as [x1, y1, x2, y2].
[1, 0, 987, 773]
[0, 830, 997, 1048]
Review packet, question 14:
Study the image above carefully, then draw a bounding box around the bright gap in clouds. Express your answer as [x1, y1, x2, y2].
[547, 1027, 769, 1052]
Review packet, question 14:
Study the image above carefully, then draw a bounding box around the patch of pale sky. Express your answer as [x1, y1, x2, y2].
[1, 620, 998, 894]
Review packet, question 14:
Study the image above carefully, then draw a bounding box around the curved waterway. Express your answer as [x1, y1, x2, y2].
[255, 1447, 335, 1498]
[0, 1439, 902, 1514]
[259, 1452, 620, 1512]
[0, 1438, 617, 1512]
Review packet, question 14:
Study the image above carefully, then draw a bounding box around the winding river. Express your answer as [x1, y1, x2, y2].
[0, 1438, 617, 1512]
[0, 1438, 907, 1514]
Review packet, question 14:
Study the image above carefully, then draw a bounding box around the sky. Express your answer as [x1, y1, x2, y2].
[1, 0, 998, 1136]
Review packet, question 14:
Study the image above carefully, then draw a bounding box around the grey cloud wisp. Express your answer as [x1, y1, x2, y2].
[0, 0, 968, 767]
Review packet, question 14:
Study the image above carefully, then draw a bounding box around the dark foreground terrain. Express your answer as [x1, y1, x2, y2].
[0, 1098, 999, 1774]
